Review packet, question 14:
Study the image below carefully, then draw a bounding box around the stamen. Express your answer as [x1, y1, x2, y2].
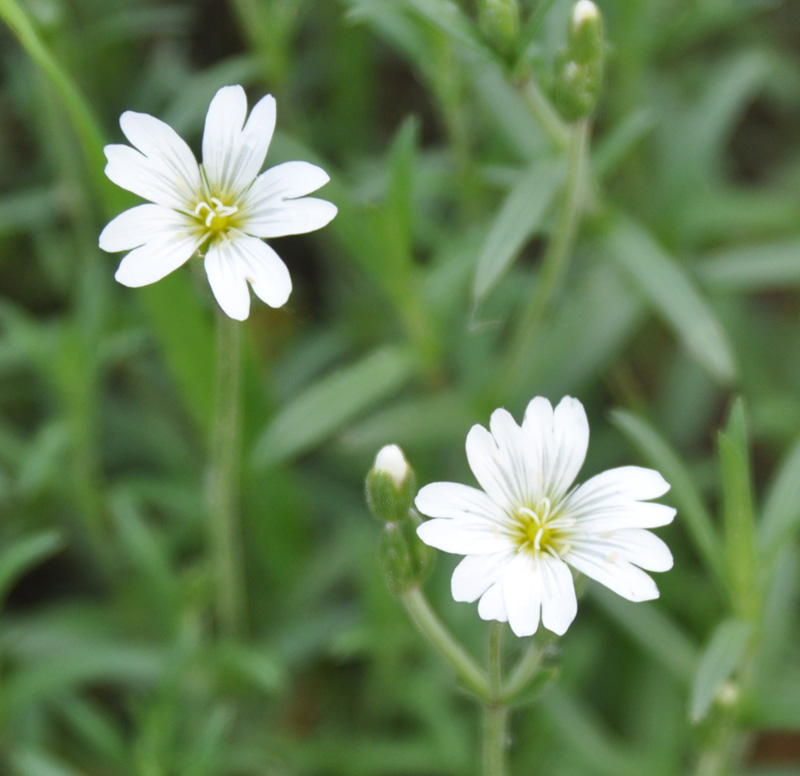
[519, 506, 540, 525]
[533, 526, 544, 551]
[538, 497, 551, 522]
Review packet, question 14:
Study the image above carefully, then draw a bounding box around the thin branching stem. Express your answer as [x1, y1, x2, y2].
[401, 587, 490, 699]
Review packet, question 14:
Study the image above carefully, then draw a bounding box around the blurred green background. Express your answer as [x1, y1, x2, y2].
[2, 0, 800, 773]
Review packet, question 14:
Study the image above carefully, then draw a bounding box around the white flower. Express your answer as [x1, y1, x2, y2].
[99, 85, 337, 320]
[415, 396, 675, 638]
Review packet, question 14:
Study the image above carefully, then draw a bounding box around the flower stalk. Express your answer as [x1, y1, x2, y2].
[483, 623, 510, 776]
[495, 118, 590, 396]
[207, 314, 246, 638]
[401, 586, 490, 699]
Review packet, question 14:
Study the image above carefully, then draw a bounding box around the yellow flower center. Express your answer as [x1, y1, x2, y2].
[513, 500, 571, 559]
[194, 197, 239, 234]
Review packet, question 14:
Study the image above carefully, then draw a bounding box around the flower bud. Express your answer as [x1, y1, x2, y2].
[551, 0, 605, 122]
[365, 444, 416, 523]
[379, 513, 435, 595]
[478, 0, 520, 58]
[569, 1, 603, 64]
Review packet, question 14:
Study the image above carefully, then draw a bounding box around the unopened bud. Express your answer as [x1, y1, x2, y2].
[380, 513, 435, 595]
[366, 445, 416, 523]
[552, 0, 605, 121]
[478, 0, 520, 58]
[569, 0, 603, 64]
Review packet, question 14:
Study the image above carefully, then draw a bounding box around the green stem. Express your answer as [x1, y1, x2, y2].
[207, 316, 246, 639]
[503, 639, 545, 701]
[494, 118, 590, 397]
[0, 0, 111, 205]
[521, 79, 570, 150]
[401, 587, 489, 699]
[483, 623, 509, 776]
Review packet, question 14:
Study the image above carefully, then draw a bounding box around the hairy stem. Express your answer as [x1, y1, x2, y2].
[207, 315, 246, 639]
[483, 623, 509, 776]
[401, 587, 489, 699]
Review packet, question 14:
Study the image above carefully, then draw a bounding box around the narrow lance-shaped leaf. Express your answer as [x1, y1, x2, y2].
[611, 410, 725, 589]
[698, 238, 800, 292]
[690, 618, 752, 722]
[717, 398, 759, 618]
[252, 347, 417, 467]
[0, 530, 64, 610]
[759, 434, 800, 556]
[605, 217, 736, 385]
[473, 158, 563, 302]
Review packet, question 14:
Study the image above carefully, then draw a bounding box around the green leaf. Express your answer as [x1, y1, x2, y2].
[472, 64, 548, 160]
[0, 530, 64, 610]
[611, 410, 725, 588]
[698, 238, 800, 291]
[594, 109, 654, 179]
[591, 586, 698, 683]
[472, 159, 563, 302]
[759, 435, 800, 556]
[690, 619, 752, 722]
[404, 0, 491, 57]
[253, 347, 417, 466]
[138, 273, 216, 433]
[385, 116, 419, 267]
[109, 489, 178, 629]
[605, 217, 736, 385]
[717, 399, 758, 617]
[11, 749, 88, 776]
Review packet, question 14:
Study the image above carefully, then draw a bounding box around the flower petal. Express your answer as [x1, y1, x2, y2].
[240, 197, 337, 239]
[415, 482, 505, 525]
[223, 232, 292, 308]
[204, 239, 251, 320]
[539, 556, 578, 635]
[503, 552, 542, 637]
[114, 234, 202, 288]
[416, 518, 510, 555]
[202, 87, 276, 196]
[119, 111, 201, 198]
[586, 529, 674, 572]
[523, 395, 588, 502]
[568, 502, 677, 532]
[100, 204, 196, 252]
[245, 161, 331, 205]
[104, 144, 195, 211]
[566, 545, 660, 602]
[451, 552, 512, 603]
[465, 422, 517, 509]
[488, 407, 535, 505]
[478, 582, 508, 622]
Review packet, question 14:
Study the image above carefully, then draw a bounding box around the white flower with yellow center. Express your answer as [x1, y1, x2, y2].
[99, 85, 337, 320]
[416, 396, 675, 637]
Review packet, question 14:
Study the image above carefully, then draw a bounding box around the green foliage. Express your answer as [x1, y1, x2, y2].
[1, 0, 800, 773]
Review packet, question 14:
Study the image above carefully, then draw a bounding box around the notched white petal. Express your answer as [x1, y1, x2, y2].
[567, 547, 660, 602]
[241, 197, 337, 239]
[100, 204, 193, 252]
[478, 582, 508, 622]
[205, 240, 251, 320]
[451, 553, 510, 603]
[416, 518, 509, 555]
[225, 233, 292, 308]
[539, 556, 578, 635]
[114, 234, 202, 288]
[504, 553, 542, 637]
[415, 481, 505, 524]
